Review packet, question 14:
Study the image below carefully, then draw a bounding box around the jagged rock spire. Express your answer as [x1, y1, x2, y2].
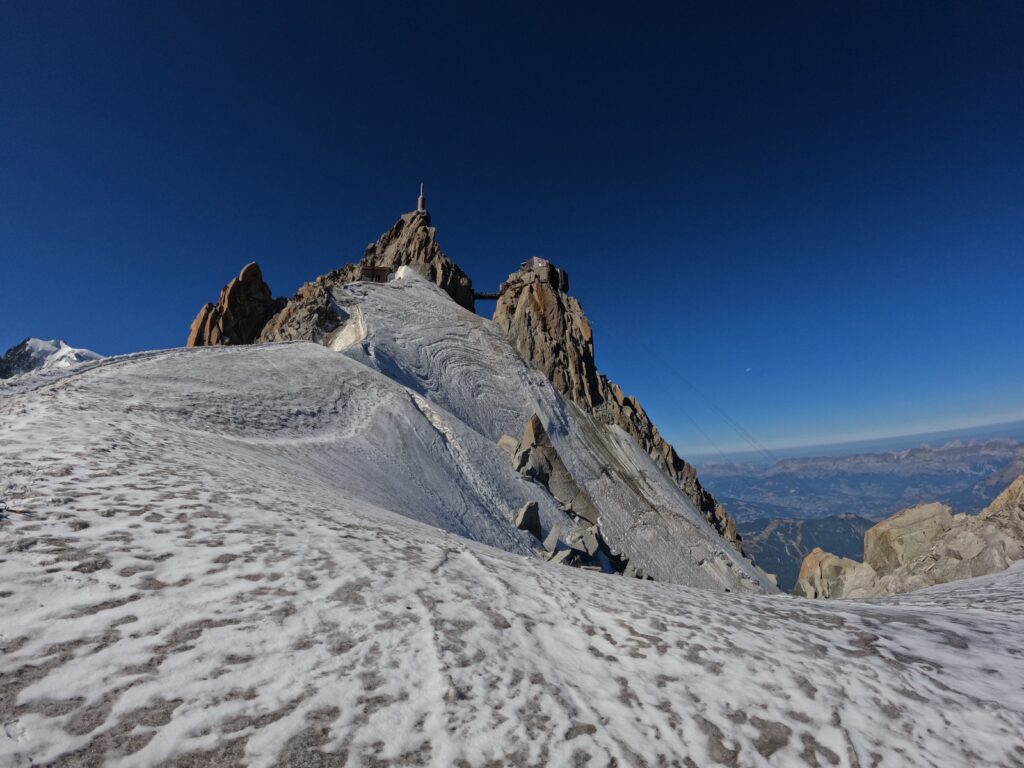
[258, 207, 475, 342]
[187, 263, 283, 347]
[492, 259, 742, 551]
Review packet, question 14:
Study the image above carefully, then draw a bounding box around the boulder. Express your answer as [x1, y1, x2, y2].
[187, 262, 283, 346]
[543, 522, 561, 554]
[863, 502, 954, 575]
[497, 434, 520, 457]
[797, 475, 1024, 598]
[548, 549, 575, 566]
[566, 521, 600, 557]
[793, 547, 878, 599]
[512, 501, 542, 541]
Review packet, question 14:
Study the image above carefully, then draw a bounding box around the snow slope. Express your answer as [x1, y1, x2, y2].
[0, 339, 102, 379]
[329, 268, 774, 591]
[2, 341, 1024, 766]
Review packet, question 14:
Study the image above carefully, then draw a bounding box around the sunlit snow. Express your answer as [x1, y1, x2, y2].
[1, 275, 1023, 766]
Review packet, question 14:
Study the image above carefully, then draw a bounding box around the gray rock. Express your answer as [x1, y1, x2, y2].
[548, 549, 574, 566]
[566, 521, 600, 557]
[543, 522, 561, 554]
[512, 414, 600, 525]
[512, 502, 542, 541]
[796, 475, 1024, 598]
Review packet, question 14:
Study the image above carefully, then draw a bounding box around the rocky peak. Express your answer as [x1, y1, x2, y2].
[358, 210, 475, 312]
[187, 262, 283, 347]
[493, 258, 602, 408]
[259, 211, 475, 343]
[492, 258, 742, 551]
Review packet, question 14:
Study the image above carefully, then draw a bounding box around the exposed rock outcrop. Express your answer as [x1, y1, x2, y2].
[505, 413, 632, 575]
[492, 257, 741, 551]
[512, 414, 600, 526]
[258, 280, 339, 344]
[511, 501, 542, 541]
[863, 502, 954, 575]
[356, 210, 474, 312]
[793, 548, 877, 599]
[795, 475, 1024, 598]
[187, 263, 283, 346]
[261, 211, 474, 342]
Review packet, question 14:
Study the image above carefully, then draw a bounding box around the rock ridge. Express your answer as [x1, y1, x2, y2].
[259, 211, 474, 342]
[795, 474, 1024, 598]
[492, 257, 742, 551]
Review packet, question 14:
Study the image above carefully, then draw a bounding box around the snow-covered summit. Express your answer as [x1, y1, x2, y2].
[0, 337, 101, 379]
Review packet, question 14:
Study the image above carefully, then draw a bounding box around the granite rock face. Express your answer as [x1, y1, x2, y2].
[492, 258, 741, 551]
[795, 475, 1024, 598]
[187, 263, 283, 347]
[358, 210, 475, 312]
[503, 414, 629, 574]
[793, 548, 877, 599]
[260, 210, 474, 342]
[259, 280, 339, 344]
[863, 502, 954, 575]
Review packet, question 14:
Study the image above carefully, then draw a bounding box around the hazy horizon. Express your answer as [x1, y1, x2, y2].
[687, 417, 1024, 466]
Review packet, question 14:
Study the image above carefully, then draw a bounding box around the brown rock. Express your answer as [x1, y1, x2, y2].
[260, 210, 474, 342]
[492, 258, 742, 551]
[187, 263, 282, 346]
[359, 211, 475, 312]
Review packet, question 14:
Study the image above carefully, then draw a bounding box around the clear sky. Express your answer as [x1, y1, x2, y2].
[2, 2, 1022, 456]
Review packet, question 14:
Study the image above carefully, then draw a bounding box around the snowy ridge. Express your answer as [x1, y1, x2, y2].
[0, 345, 1022, 766]
[0, 338, 102, 379]
[336, 269, 773, 591]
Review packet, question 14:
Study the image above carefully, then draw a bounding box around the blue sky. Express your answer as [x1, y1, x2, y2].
[2, 2, 1022, 456]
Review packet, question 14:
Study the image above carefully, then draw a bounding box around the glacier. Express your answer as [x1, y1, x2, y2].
[1, 270, 1023, 766]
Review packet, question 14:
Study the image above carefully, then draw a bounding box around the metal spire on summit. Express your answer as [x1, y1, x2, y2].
[416, 183, 426, 213]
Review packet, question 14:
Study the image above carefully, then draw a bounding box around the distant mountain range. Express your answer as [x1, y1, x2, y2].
[700, 439, 1024, 522]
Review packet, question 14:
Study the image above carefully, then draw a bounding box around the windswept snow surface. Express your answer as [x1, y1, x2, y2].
[2, 345, 1024, 766]
[332, 270, 773, 592]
